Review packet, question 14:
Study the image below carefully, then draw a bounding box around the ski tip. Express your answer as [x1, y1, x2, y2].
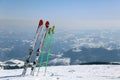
[45, 21, 49, 28]
[38, 19, 43, 27]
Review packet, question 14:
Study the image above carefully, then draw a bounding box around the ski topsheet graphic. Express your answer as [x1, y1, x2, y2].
[22, 20, 55, 76]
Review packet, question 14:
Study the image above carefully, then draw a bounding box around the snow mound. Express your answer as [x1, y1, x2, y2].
[1, 59, 24, 69]
[4, 59, 24, 65]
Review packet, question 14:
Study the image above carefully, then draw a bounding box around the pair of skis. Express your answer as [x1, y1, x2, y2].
[36, 26, 55, 76]
[22, 20, 50, 76]
[30, 21, 50, 76]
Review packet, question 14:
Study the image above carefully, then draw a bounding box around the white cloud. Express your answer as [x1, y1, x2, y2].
[56, 20, 120, 29]
[72, 48, 82, 52]
[22, 39, 32, 43]
[49, 58, 70, 65]
[0, 47, 13, 52]
[1, 18, 120, 30]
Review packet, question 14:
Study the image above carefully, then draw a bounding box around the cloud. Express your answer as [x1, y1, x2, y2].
[56, 20, 120, 29]
[49, 58, 70, 65]
[0, 47, 13, 52]
[1, 18, 120, 30]
[22, 39, 32, 43]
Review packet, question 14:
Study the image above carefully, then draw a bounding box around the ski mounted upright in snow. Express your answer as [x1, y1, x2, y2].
[36, 29, 50, 76]
[22, 20, 43, 76]
[36, 26, 55, 76]
[30, 21, 50, 76]
[21, 19, 55, 76]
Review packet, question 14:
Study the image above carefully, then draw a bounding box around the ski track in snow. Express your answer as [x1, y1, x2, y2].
[0, 65, 120, 80]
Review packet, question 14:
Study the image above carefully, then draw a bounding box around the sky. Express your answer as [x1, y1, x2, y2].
[0, 0, 120, 29]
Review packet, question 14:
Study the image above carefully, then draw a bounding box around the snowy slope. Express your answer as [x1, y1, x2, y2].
[0, 65, 120, 80]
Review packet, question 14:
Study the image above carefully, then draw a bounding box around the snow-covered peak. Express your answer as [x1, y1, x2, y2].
[2, 59, 24, 69]
[4, 59, 24, 65]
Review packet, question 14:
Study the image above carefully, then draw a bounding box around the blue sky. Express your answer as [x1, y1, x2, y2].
[0, 0, 120, 29]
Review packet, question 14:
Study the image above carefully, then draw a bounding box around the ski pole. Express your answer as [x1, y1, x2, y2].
[44, 26, 55, 75]
[37, 33, 49, 75]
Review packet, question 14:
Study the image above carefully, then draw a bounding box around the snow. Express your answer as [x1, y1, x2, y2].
[0, 65, 120, 80]
[4, 59, 24, 67]
[4, 59, 24, 64]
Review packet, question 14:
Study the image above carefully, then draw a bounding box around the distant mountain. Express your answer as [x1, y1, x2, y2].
[0, 28, 120, 66]
[62, 47, 120, 65]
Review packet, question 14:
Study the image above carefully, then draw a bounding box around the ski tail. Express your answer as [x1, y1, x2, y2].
[21, 19, 43, 76]
[30, 21, 50, 76]
[36, 20, 43, 33]
[44, 26, 55, 75]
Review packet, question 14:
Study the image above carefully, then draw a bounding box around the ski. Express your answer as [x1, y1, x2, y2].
[36, 28, 51, 76]
[44, 26, 55, 75]
[30, 21, 50, 76]
[22, 20, 43, 76]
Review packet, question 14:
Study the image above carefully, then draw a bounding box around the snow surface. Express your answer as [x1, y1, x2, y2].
[0, 65, 120, 80]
